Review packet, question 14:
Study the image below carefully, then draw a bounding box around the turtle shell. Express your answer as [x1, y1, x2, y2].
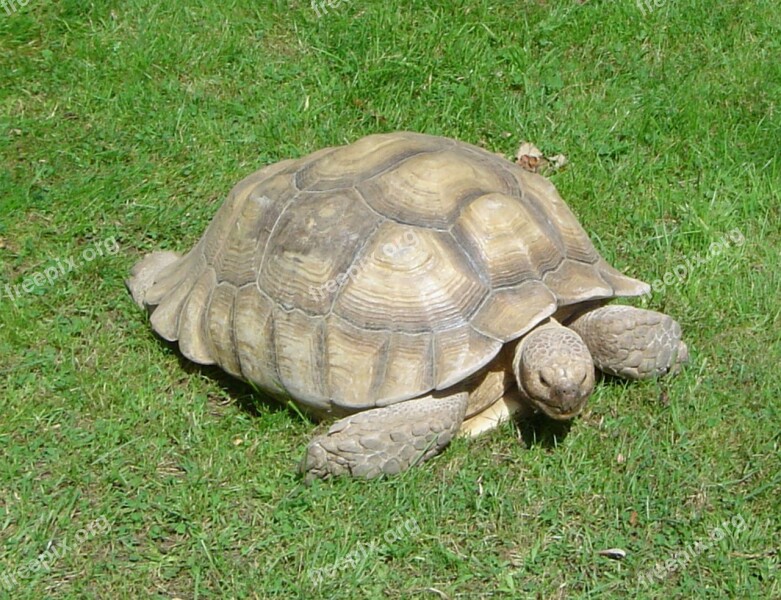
[141, 132, 649, 415]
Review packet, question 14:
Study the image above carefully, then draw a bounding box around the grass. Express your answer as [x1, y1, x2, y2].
[1, 0, 779, 598]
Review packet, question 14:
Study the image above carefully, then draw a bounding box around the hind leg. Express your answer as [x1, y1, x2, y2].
[301, 392, 468, 482]
[126, 251, 181, 309]
[568, 305, 688, 380]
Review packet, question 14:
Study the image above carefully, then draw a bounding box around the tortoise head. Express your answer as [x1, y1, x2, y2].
[512, 321, 595, 420]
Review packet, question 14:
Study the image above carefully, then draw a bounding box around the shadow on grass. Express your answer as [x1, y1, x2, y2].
[515, 412, 573, 449]
[512, 369, 672, 449]
[149, 326, 671, 450]
[158, 338, 305, 421]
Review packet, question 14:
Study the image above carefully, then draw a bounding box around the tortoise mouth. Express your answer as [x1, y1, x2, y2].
[532, 397, 587, 421]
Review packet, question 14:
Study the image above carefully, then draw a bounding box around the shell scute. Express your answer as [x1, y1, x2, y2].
[332, 223, 488, 334]
[258, 188, 380, 315]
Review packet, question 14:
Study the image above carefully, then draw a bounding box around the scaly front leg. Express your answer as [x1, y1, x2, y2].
[568, 305, 688, 380]
[301, 392, 468, 482]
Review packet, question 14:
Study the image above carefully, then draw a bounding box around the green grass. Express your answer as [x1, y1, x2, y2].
[1, 0, 779, 598]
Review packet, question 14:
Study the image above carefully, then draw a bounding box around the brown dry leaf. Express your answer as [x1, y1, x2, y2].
[598, 548, 627, 560]
[515, 141, 546, 173]
[629, 511, 639, 527]
[548, 153, 568, 169]
[514, 142, 568, 174]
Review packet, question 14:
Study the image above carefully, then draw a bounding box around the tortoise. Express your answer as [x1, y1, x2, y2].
[127, 131, 688, 481]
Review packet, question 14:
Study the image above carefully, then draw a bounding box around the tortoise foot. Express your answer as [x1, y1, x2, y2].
[569, 305, 688, 380]
[301, 392, 468, 482]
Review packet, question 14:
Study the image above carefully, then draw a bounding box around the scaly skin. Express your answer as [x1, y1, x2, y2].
[512, 320, 595, 420]
[126, 251, 181, 310]
[568, 305, 688, 380]
[301, 392, 469, 481]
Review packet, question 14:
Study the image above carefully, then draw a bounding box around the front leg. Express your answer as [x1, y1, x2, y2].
[568, 305, 688, 380]
[301, 392, 468, 482]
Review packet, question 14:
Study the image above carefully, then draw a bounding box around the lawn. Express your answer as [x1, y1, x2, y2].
[0, 0, 779, 598]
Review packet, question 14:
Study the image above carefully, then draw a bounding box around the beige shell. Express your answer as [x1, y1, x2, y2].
[142, 132, 648, 417]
